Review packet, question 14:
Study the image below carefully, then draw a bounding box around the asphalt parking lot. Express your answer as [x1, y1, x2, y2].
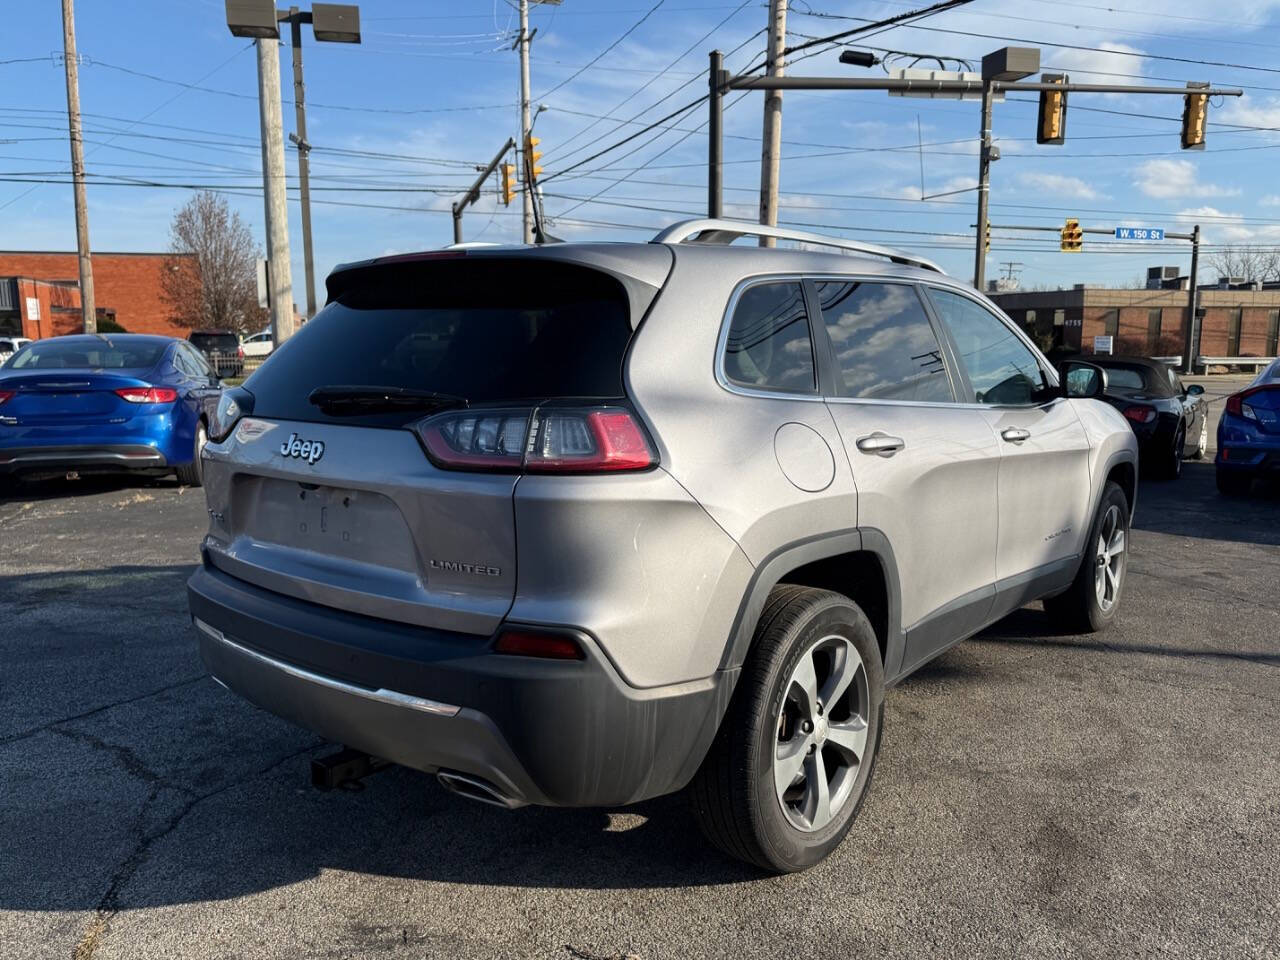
[2, 376, 1278, 960]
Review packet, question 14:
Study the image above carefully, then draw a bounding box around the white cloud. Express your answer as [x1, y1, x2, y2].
[1133, 159, 1241, 199]
[1172, 206, 1280, 243]
[1016, 172, 1104, 200]
[1263, 195, 1280, 206]
[1218, 95, 1280, 134]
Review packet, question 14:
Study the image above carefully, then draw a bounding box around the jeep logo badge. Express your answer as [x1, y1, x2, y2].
[279, 432, 325, 465]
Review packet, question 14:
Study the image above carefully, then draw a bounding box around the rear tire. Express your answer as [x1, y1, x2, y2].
[1160, 426, 1184, 480]
[690, 586, 884, 873]
[1216, 469, 1252, 497]
[175, 420, 207, 487]
[1043, 481, 1130, 634]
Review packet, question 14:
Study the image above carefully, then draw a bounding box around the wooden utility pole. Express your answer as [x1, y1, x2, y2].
[518, 0, 534, 244]
[758, 0, 787, 247]
[60, 0, 95, 333]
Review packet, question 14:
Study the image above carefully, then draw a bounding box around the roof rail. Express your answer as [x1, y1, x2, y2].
[651, 218, 944, 274]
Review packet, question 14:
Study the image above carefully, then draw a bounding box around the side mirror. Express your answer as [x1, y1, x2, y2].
[1060, 361, 1108, 399]
[1186, 383, 1204, 397]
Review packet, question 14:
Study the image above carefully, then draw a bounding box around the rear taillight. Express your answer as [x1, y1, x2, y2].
[493, 627, 584, 660]
[237, 346, 245, 359]
[115, 387, 178, 403]
[0, 390, 12, 406]
[1225, 389, 1258, 420]
[414, 405, 656, 474]
[1122, 404, 1156, 424]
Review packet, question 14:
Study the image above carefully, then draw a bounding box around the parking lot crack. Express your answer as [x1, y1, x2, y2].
[0, 675, 205, 748]
[69, 739, 324, 960]
[49, 726, 188, 793]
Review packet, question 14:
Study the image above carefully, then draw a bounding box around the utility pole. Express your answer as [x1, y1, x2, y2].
[518, 0, 534, 244]
[60, 0, 95, 333]
[708, 50, 725, 218]
[758, 0, 787, 247]
[287, 8, 316, 320]
[256, 37, 294, 345]
[973, 79, 995, 292]
[1183, 223, 1201, 374]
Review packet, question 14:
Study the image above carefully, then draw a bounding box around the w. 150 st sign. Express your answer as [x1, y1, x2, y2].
[1114, 226, 1166, 241]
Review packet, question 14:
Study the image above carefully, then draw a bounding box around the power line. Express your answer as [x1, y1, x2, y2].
[535, 0, 667, 100]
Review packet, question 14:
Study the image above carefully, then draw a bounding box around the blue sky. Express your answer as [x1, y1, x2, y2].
[4, 0, 1280, 300]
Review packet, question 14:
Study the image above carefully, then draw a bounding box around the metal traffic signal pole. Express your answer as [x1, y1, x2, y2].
[714, 57, 1241, 290]
[451, 138, 516, 244]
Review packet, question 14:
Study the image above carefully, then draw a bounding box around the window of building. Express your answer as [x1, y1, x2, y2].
[1104, 310, 1119, 337]
[813, 280, 953, 402]
[1267, 309, 1279, 356]
[926, 288, 1046, 405]
[722, 281, 816, 394]
[1228, 308, 1243, 357]
[1147, 308, 1163, 353]
[1025, 309, 1037, 333]
[1053, 309, 1065, 327]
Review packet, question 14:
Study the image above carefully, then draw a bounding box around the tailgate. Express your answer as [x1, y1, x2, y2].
[202, 419, 518, 636]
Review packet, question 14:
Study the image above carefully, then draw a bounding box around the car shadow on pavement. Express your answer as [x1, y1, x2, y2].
[0, 472, 184, 505]
[1131, 461, 1280, 548]
[0, 563, 762, 916]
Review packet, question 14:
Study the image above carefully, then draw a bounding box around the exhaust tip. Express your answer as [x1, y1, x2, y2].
[437, 769, 525, 809]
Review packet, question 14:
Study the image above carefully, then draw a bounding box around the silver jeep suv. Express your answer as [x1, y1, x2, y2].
[188, 219, 1137, 872]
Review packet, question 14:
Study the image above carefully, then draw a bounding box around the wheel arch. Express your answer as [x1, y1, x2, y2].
[719, 529, 906, 684]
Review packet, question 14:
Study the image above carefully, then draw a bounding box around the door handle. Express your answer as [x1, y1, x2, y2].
[1001, 427, 1031, 443]
[856, 433, 905, 456]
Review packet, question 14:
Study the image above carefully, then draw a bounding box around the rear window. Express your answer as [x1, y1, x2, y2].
[246, 258, 634, 426]
[190, 333, 239, 351]
[8, 339, 165, 370]
[1103, 366, 1146, 391]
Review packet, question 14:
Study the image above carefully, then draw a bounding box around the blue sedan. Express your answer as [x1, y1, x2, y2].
[0, 334, 221, 486]
[1216, 358, 1280, 496]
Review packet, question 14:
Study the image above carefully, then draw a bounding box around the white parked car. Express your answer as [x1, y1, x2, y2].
[0, 337, 32, 365]
[241, 330, 273, 359]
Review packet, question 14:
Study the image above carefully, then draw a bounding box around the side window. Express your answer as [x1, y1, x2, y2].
[813, 280, 953, 402]
[927, 288, 1046, 405]
[722, 281, 816, 394]
[180, 343, 212, 378]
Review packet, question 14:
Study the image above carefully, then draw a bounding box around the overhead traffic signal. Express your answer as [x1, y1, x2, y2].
[500, 162, 515, 205]
[1181, 82, 1209, 150]
[523, 134, 543, 183]
[1060, 218, 1083, 253]
[1037, 73, 1068, 145]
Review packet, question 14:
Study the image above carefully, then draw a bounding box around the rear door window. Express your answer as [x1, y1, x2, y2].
[813, 280, 953, 402]
[245, 258, 635, 427]
[722, 281, 816, 394]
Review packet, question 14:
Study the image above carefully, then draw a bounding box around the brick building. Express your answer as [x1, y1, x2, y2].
[0, 251, 198, 340]
[990, 284, 1280, 360]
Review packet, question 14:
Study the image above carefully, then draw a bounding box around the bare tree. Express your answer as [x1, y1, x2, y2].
[1205, 245, 1280, 284]
[161, 191, 266, 335]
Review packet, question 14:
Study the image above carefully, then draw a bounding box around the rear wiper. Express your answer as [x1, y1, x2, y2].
[308, 385, 468, 416]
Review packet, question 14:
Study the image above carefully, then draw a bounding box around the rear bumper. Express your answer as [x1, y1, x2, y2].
[0, 443, 167, 474]
[187, 562, 735, 807]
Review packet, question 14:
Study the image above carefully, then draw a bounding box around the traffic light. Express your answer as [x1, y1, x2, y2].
[523, 134, 543, 183]
[500, 162, 515, 206]
[1037, 73, 1068, 145]
[1060, 218, 1083, 253]
[1181, 82, 1209, 150]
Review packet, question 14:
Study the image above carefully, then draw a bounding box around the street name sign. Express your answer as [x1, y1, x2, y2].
[1114, 226, 1165, 240]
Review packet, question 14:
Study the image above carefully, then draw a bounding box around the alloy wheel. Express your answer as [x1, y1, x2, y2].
[773, 634, 869, 832]
[1093, 504, 1126, 613]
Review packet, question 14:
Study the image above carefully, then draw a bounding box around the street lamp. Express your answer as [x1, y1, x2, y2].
[225, 1, 361, 322]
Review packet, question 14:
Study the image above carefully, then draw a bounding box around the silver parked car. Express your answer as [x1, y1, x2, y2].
[188, 220, 1138, 872]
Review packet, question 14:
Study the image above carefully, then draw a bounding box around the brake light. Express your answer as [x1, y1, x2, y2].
[1225, 389, 1258, 420]
[0, 390, 12, 406]
[237, 346, 245, 359]
[115, 387, 178, 403]
[494, 627, 584, 660]
[1122, 404, 1156, 424]
[414, 405, 655, 474]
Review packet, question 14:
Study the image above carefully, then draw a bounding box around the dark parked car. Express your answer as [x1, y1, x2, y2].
[1216, 358, 1280, 496]
[1079, 356, 1208, 479]
[188, 330, 244, 378]
[0, 334, 220, 486]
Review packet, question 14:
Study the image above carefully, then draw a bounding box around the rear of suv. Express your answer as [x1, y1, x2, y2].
[188, 220, 1138, 872]
[188, 329, 244, 379]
